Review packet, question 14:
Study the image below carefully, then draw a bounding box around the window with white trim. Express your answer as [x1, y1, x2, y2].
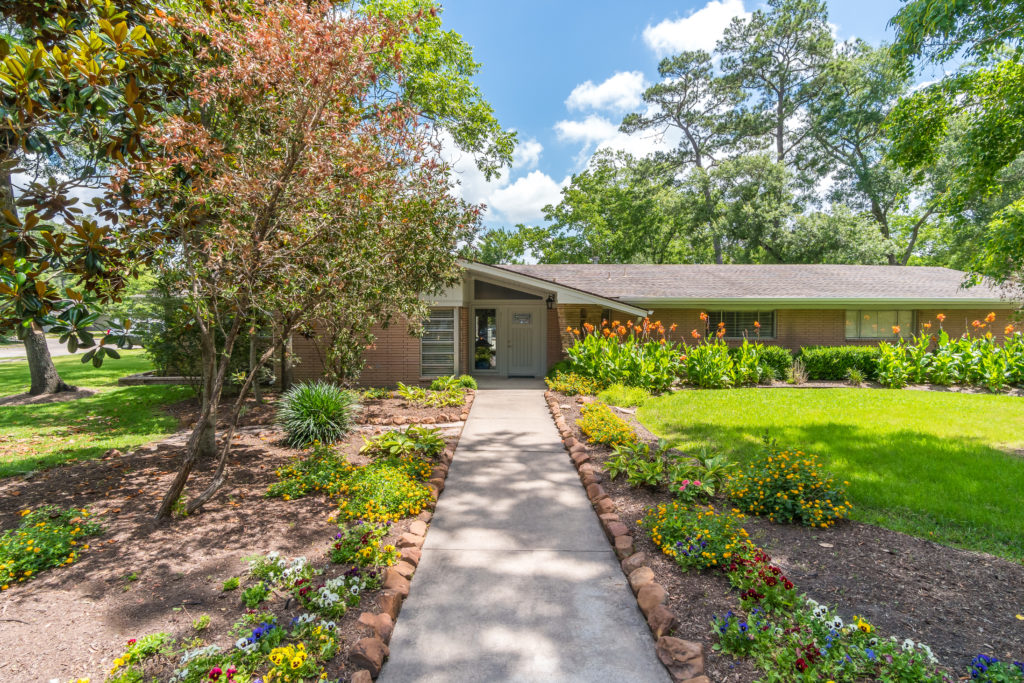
[421, 308, 456, 377]
[845, 310, 914, 339]
[707, 311, 775, 339]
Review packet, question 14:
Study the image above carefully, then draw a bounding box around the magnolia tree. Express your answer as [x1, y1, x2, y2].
[111, 1, 481, 521]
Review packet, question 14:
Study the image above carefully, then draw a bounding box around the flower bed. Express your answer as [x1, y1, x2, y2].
[0, 389, 471, 681]
[547, 390, 1024, 682]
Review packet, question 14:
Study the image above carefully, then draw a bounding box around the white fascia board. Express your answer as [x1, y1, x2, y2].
[460, 260, 651, 317]
[623, 297, 1014, 310]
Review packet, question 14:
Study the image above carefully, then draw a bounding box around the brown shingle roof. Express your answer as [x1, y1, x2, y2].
[495, 264, 1008, 303]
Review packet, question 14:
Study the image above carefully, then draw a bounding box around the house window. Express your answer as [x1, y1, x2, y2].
[421, 308, 456, 377]
[845, 310, 914, 339]
[707, 311, 775, 339]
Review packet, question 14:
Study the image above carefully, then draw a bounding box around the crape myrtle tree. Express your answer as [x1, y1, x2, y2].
[112, 1, 487, 521]
[0, 1, 163, 394]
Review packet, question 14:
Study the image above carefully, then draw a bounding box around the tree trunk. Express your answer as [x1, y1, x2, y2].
[24, 323, 76, 395]
[3, 170, 74, 396]
[249, 319, 261, 404]
[280, 335, 293, 391]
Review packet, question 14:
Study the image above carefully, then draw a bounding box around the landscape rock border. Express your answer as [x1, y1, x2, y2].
[346, 389, 473, 679]
[545, 389, 706, 683]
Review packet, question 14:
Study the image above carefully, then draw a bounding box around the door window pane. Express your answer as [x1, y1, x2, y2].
[421, 309, 456, 377]
[473, 309, 497, 370]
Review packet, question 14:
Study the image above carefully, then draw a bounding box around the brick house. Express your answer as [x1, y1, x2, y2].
[290, 261, 1017, 385]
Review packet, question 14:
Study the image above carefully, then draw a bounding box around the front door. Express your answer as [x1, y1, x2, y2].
[505, 307, 542, 377]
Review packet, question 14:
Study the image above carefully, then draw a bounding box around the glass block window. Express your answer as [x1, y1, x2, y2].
[845, 310, 914, 339]
[707, 311, 776, 339]
[421, 308, 456, 377]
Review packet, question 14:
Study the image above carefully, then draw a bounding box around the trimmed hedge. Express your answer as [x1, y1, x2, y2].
[798, 346, 880, 381]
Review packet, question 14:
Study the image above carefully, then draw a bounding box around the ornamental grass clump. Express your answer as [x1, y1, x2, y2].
[578, 402, 638, 447]
[641, 502, 754, 571]
[276, 381, 358, 447]
[0, 506, 102, 589]
[726, 440, 851, 528]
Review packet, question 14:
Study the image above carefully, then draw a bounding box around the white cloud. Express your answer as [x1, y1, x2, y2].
[566, 71, 646, 112]
[513, 138, 543, 171]
[643, 0, 750, 56]
[487, 170, 568, 224]
[554, 115, 621, 145]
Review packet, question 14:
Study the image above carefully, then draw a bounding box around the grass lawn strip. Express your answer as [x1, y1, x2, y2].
[0, 352, 191, 478]
[639, 388, 1024, 561]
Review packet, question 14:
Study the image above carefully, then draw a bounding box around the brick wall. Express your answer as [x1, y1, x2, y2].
[546, 307, 563, 369]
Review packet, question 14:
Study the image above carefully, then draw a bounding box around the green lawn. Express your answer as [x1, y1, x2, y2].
[0, 351, 193, 478]
[639, 388, 1024, 561]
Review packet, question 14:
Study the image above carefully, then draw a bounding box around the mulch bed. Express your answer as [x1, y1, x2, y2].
[0, 392, 467, 681]
[551, 391, 1024, 681]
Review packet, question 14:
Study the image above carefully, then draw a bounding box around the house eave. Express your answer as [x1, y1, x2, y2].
[619, 297, 1013, 310]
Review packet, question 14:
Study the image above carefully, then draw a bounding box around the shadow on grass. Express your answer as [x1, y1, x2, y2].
[645, 418, 1024, 561]
[0, 385, 193, 477]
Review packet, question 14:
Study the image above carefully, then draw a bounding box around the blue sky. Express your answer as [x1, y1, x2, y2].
[437, 0, 907, 229]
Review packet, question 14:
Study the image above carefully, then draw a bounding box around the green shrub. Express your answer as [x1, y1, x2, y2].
[876, 341, 911, 388]
[545, 370, 603, 396]
[222, 576, 239, 591]
[545, 359, 573, 378]
[578, 402, 638, 447]
[605, 439, 673, 487]
[684, 341, 734, 388]
[457, 374, 477, 389]
[360, 426, 445, 460]
[0, 506, 103, 588]
[335, 456, 434, 522]
[242, 580, 270, 607]
[752, 345, 793, 380]
[565, 320, 683, 392]
[726, 440, 851, 528]
[429, 375, 472, 391]
[597, 383, 651, 407]
[798, 346, 879, 381]
[396, 382, 463, 407]
[361, 387, 391, 400]
[641, 502, 754, 570]
[266, 442, 352, 500]
[330, 520, 398, 567]
[276, 381, 358, 447]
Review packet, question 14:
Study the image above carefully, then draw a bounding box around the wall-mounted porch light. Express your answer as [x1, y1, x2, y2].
[546, 294, 556, 310]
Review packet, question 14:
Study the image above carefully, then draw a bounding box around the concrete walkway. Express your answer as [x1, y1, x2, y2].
[381, 389, 668, 683]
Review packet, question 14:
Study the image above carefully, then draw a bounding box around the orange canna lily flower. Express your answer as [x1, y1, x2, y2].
[716, 328, 726, 338]
[566, 326, 573, 333]
[892, 326, 901, 335]
[583, 322, 595, 333]
[603, 328, 611, 337]
[669, 323, 678, 332]
[691, 329, 701, 339]
[936, 313, 946, 322]
[753, 320, 760, 328]
[572, 328, 580, 335]
[972, 320, 982, 329]
[699, 312, 708, 322]
[922, 322, 932, 330]
[1006, 324, 1015, 335]
[986, 312, 996, 323]
[617, 325, 627, 335]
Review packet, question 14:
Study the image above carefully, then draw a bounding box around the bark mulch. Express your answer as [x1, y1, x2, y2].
[552, 391, 1024, 682]
[0, 392, 467, 682]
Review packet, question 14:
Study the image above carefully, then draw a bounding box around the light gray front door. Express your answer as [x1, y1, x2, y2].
[505, 306, 542, 377]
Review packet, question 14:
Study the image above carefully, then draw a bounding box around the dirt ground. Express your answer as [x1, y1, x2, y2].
[553, 391, 1024, 681]
[0, 392, 467, 682]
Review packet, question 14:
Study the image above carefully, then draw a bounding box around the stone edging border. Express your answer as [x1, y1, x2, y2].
[345, 392, 474, 681]
[545, 390, 709, 683]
